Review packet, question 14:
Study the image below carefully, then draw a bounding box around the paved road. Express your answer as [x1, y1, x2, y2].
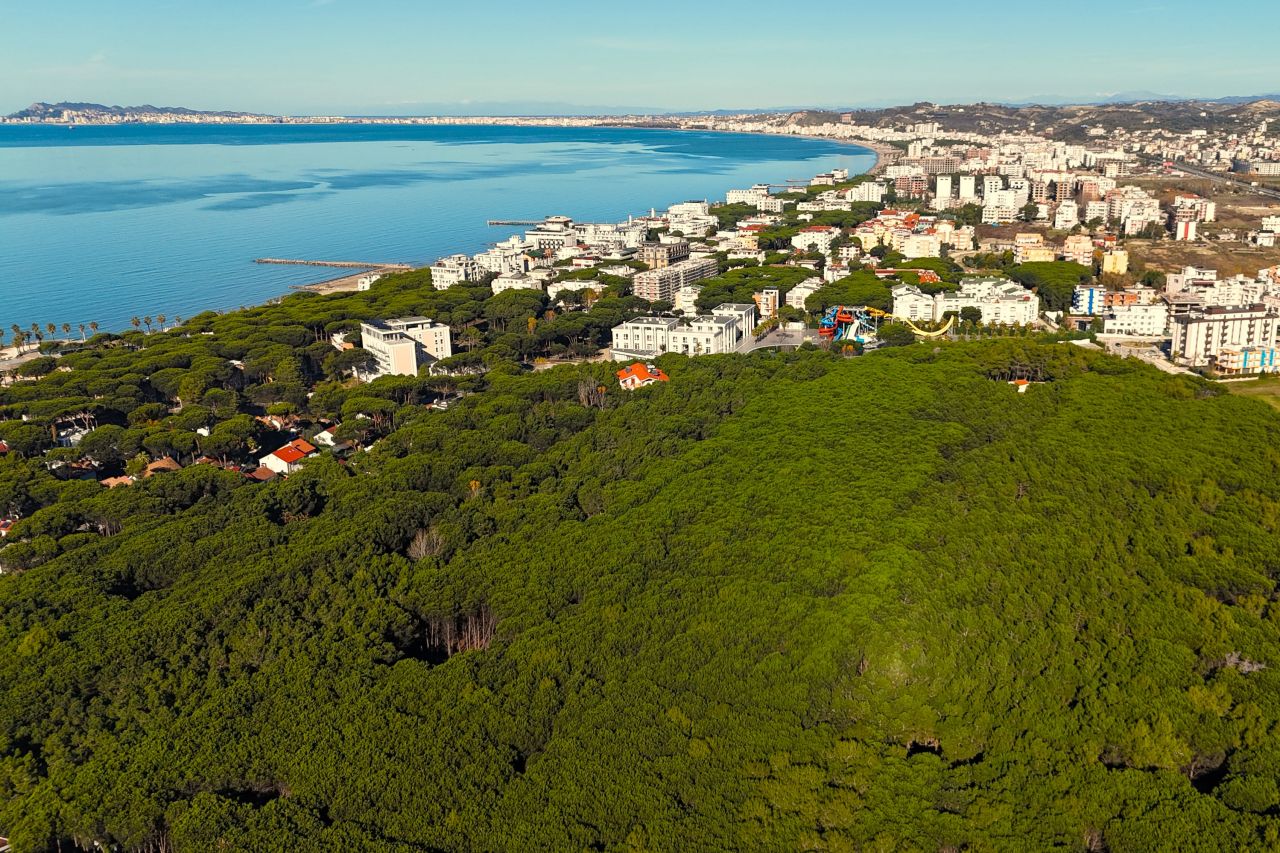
[1164, 161, 1280, 202]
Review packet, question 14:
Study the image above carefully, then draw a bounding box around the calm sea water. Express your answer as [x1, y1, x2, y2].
[0, 124, 872, 331]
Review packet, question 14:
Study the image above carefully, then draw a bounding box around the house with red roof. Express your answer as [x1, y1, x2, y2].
[258, 438, 317, 476]
[616, 363, 670, 391]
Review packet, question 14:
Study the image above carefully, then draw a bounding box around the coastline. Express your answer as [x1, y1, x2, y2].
[272, 125, 883, 299]
[6, 123, 880, 322]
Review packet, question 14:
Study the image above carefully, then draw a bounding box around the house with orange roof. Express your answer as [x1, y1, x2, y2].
[616, 363, 670, 391]
[258, 438, 317, 476]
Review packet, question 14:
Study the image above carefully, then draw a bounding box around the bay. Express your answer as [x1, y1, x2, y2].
[0, 124, 872, 332]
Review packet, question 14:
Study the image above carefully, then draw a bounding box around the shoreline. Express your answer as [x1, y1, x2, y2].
[9, 124, 881, 322]
[266, 126, 883, 300]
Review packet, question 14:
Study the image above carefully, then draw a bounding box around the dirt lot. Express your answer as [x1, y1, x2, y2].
[1128, 176, 1280, 231]
[1126, 238, 1280, 278]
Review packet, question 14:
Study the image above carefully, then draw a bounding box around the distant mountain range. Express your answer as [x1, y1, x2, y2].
[9, 93, 1280, 122]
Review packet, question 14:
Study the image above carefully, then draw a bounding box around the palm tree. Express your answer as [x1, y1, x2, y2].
[12, 331, 25, 352]
[0, 330, 6, 349]
[143, 316, 153, 334]
[46, 323, 56, 338]
[88, 321, 99, 337]
[157, 314, 167, 331]
[131, 317, 141, 333]
[61, 323, 71, 338]
[173, 315, 183, 327]
[78, 324, 86, 341]
[10, 324, 20, 346]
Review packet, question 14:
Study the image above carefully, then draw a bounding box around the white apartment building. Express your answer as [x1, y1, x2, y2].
[491, 272, 544, 294]
[667, 201, 718, 237]
[900, 232, 943, 259]
[360, 317, 453, 378]
[475, 236, 532, 276]
[632, 257, 719, 303]
[726, 185, 773, 205]
[933, 175, 953, 210]
[847, 182, 888, 203]
[1053, 200, 1080, 230]
[893, 278, 1040, 326]
[786, 279, 823, 310]
[610, 303, 758, 360]
[1171, 305, 1280, 371]
[791, 226, 841, 255]
[674, 284, 703, 315]
[1102, 303, 1169, 336]
[1261, 215, 1280, 233]
[958, 175, 978, 201]
[524, 216, 579, 253]
[429, 254, 481, 290]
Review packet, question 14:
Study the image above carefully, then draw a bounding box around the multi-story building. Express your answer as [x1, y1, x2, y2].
[791, 226, 841, 255]
[610, 303, 758, 360]
[637, 241, 690, 270]
[753, 288, 780, 319]
[1102, 303, 1169, 336]
[360, 317, 453, 377]
[958, 175, 978, 201]
[429, 254, 481, 290]
[934, 175, 953, 207]
[631, 257, 719, 303]
[524, 216, 579, 254]
[893, 277, 1039, 326]
[1053, 200, 1080, 230]
[1063, 234, 1094, 266]
[1170, 304, 1280, 371]
[785, 279, 823, 310]
[491, 272, 544, 294]
[667, 201, 718, 237]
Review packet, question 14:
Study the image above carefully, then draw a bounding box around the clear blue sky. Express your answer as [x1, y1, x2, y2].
[3, 0, 1278, 115]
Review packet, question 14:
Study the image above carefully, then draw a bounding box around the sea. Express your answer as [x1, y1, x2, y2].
[0, 124, 873, 332]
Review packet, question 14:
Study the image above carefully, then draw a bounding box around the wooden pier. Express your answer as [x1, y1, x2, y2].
[255, 258, 412, 270]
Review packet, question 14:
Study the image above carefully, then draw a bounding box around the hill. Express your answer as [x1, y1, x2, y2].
[3, 335, 1280, 850]
[6, 102, 268, 121]
[808, 98, 1280, 141]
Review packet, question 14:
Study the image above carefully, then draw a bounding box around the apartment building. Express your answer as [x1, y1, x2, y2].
[429, 254, 481, 290]
[893, 277, 1039, 326]
[637, 240, 691, 270]
[1170, 304, 1280, 371]
[610, 303, 758, 360]
[360, 317, 453, 378]
[631, 257, 719, 303]
[1102, 303, 1169, 336]
[791, 226, 841, 255]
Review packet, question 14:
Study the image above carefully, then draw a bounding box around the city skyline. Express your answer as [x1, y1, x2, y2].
[5, 0, 1280, 116]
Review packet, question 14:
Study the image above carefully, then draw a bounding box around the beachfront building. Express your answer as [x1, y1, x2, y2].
[360, 317, 453, 378]
[429, 254, 481, 290]
[631, 257, 718, 303]
[666, 201, 718, 237]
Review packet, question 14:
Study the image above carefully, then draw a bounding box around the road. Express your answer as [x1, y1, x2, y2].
[1163, 161, 1280, 202]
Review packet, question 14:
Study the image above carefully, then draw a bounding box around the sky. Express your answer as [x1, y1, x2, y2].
[3, 0, 1279, 116]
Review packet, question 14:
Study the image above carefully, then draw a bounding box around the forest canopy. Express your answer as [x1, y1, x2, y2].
[4, 340, 1280, 851]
